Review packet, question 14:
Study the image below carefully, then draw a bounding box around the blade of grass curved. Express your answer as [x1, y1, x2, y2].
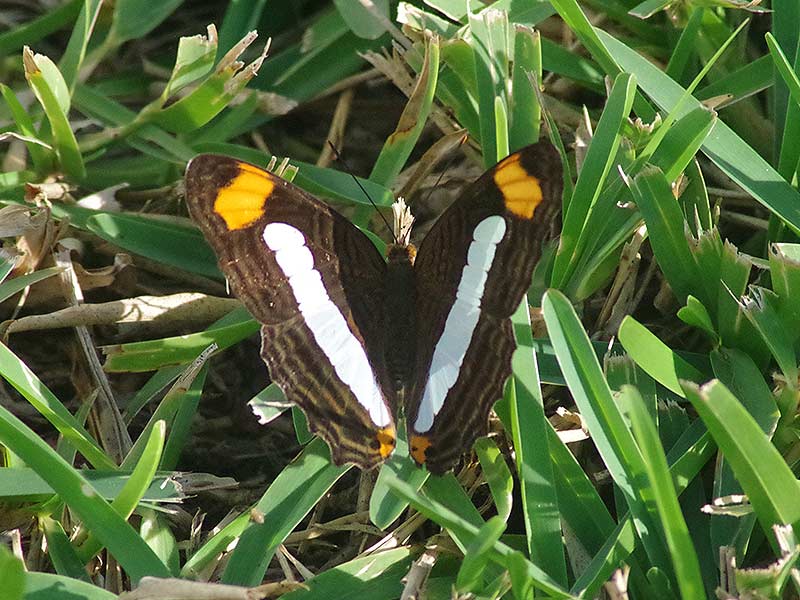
[546, 0, 620, 76]
[102, 319, 259, 373]
[422, 473, 483, 546]
[0, 342, 113, 470]
[0, 546, 24, 600]
[369, 37, 439, 186]
[683, 381, 800, 542]
[625, 386, 705, 599]
[741, 288, 798, 386]
[650, 107, 715, 183]
[77, 421, 166, 561]
[221, 438, 349, 585]
[509, 26, 541, 150]
[664, 8, 703, 84]
[0, 404, 169, 582]
[387, 478, 572, 598]
[617, 316, 706, 396]
[470, 5, 509, 167]
[108, 0, 185, 44]
[160, 366, 206, 470]
[0, 83, 53, 171]
[456, 516, 507, 593]
[474, 438, 512, 523]
[23, 47, 85, 179]
[0, 266, 63, 304]
[598, 30, 800, 234]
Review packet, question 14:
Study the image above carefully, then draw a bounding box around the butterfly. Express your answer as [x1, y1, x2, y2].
[184, 141, 562, 474]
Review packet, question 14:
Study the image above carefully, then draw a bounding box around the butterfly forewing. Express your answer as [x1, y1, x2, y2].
[407, 141, 563, 474]
[185, 155, 396, 469]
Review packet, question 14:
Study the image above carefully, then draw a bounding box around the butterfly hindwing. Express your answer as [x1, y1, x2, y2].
[185, 155, 396, 469]
[407, 141, 563, 473]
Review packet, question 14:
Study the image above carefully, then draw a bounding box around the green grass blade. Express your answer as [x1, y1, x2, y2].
[0, 0, 81, 56]
[220, 438, 348, 585]
[664, 8, 703, 84]
[599, 29, 800, 234]
[618, 316, 706, 396]
[41, 516, 92, 581]
[546, 0, 620, 77]
[280, 547, 413, 600]
[0, 546, 24, 600]
[23, 47, 85, 179]
[509, 26, 541, 150]
[102, 319, 260, 373]
[59, 0, 103, 93]
[0, 266, 63, 304]
[542, 290, 673, 574]
[108, 0, 185, 44]
[0, 342, 114, 470]
[386, 478, 572, 598]
[0, 404, 169, 582]
[506, 300, 565, 583]
[552, 72, 636, 287]
[474, 438, 512, 523]
[649, 106, 716, 183]
[77, 421, 166, 561]
[625, 386, 705, 600]
[370, 431, 429, 528]
[629, 165, 699, 303]
[469, 6, 510, 167]
[682, 380, 800, 541]
[456, 516, 506, 594]
[369, 36, 439, 186]
[0, 83, 53, 172]
[740, 288, 798, 386]
[710, 348, 778, 436]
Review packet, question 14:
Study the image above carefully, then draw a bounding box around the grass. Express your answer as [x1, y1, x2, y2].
[1, 0, 800, 598]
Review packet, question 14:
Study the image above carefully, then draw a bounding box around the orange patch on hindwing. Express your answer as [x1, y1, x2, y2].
[493, 154, 543, 219]
[410, 434, 432, 465]
[214, 163, 274, 230]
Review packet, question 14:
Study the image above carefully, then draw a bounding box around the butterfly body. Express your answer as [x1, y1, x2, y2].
[185, 141, 561, 474]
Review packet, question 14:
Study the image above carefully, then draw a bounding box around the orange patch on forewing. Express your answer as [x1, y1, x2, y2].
[410, 434, 432, 465]
[376, 427, 396, 459]
[493, 154, 544, 219]
[213, 163, 274, 230]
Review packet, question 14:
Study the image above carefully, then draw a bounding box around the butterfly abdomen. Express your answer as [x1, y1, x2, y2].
[384, 243, 417, 391]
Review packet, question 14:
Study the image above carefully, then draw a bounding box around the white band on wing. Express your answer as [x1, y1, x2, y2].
[414, 215, 507, 433]
[262, 222, 390, 427]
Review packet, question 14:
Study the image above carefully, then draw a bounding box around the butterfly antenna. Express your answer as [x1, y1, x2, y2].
[327, 141, 397, 244]
[412, 138, 469, 211]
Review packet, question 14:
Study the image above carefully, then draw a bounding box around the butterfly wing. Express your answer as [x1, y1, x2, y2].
[407, 141, 562, 474]
[185, 155, 396, 469]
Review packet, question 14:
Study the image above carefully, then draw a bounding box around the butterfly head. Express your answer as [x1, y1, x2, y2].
[391, 198, 414, 247]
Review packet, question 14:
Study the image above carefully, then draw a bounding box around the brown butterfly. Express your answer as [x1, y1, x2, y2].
[185, 141, 562, 474]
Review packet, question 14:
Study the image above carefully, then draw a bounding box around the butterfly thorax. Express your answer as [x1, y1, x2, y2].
[384, 242, 416, 392]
